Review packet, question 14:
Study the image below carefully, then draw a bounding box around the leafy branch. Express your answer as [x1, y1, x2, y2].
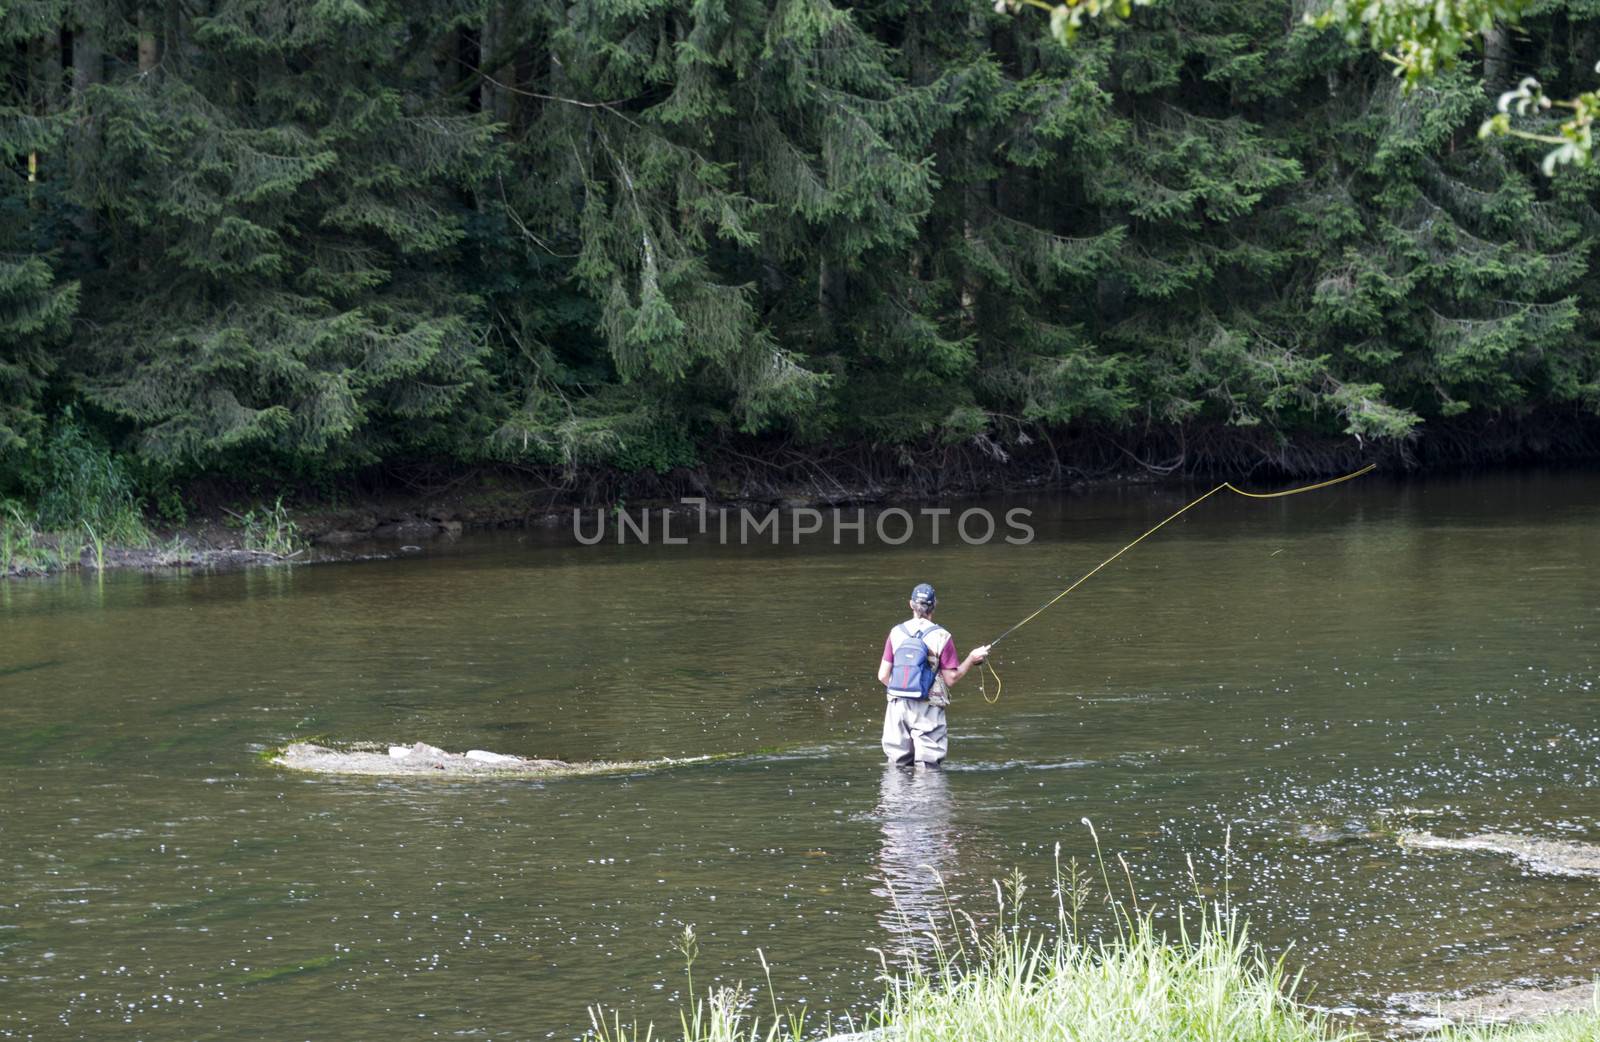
[1305, 0, 1529, 86]
[1307, 0, 1595, 173]
[1005, 0, 1593, 174]
[1480, 72, 1600, 175]
[992, 0, 1152, 44]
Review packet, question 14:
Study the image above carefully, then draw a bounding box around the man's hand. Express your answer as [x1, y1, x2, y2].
[944, 644, 992, 688]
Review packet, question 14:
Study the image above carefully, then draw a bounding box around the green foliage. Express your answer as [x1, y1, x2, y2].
[1481, 76, 1600, 175]
[999, 0, 1155, 46]
[1303, 0, 1600, 173]
[29, 415, 148, 546]
[1308, 0, 1531, 86]
[2, 0, 1599, 504]
[151, 486, 188, 528]
[0, 497, 60, 575]
[226, 496, 304, 557]
[585, 854, 1359, 1042]
[0, 3, 79, 480]
[69, 3, 497, 469]
[0, 253, 77, 468]
[586, 838, 1600, 1042]
[1425, 1013, 1600, 1042]
[870, 909, 1352, 1042]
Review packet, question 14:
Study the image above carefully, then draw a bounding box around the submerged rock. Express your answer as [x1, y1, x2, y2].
[1295, 821, 1379, 846]
[272, 740, 720, 779]
[1397, 982, 1597, 1026]
[1398, 830, 1600, 877]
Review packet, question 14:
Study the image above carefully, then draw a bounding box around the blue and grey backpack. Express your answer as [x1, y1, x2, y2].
[886, 623, 944, 700]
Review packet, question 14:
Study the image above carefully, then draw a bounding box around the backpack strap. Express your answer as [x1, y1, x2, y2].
[894, 622, 944, 649]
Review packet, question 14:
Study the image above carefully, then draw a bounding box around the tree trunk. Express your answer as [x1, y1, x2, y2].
[164, 0, 184, 67]
[1482, 24, 1513, 95]
[1574, 22, 1599, 90]
[71, 15, 104, 266]
[31, 29, 63, 115]
[457, 27, 481, 113]
[482, 4, 516, 127]
[137, 6, 161, 72]
[819, 255, 846, 328]
[73, 17, 103, 94]
[28, 28, 64, 185]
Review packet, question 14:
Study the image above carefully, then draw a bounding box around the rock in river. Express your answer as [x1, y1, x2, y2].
[1397, 982, 1598, 1026]
[1398, 830, 1600, 877]
[272, 740, 721, 779]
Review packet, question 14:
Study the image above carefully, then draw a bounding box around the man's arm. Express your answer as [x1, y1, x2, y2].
[940, 644, 990, 688]
[877, 659, 892, 685]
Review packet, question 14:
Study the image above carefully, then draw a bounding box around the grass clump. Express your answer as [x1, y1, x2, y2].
[864, 854, 1356, 1042]
[1, 498, 60, 575]
[226, 495, 305, 557]
[4, 414, 148, 574]
[585, 838, 1358, 1042]
[588, 925, 809, 1042]
[31, 413, 148, 549]
[877, 901, 1346, 1042]
[585, 832, 1594, 1042]
[1426, 1012, 1600, 1042]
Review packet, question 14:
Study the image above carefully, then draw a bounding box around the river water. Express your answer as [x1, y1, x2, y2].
[3, 472, 1598, 1040]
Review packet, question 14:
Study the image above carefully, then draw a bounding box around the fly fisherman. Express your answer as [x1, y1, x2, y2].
[876, 583, 989, 767]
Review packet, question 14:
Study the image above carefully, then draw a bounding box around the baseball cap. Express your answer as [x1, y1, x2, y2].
[910, 582, 937, 607]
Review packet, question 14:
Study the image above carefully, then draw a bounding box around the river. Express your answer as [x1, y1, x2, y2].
[4, 471, 1598, 1040]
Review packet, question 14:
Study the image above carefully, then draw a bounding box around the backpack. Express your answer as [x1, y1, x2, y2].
[885, 623, 944, 700]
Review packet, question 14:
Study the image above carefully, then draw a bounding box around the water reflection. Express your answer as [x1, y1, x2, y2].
[873, 764, 957, 967]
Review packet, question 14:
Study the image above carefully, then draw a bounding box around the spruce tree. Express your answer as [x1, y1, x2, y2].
[0, 1, 79, 477]
[65, 0, 500, 469]
[4, 0, 1599, 490]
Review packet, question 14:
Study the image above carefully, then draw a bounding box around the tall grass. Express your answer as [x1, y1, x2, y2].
[1427, 1012, 1600, 1042]
[863, 850, 1359, 1042]
[875, 899, 1347, 1042]
[583, 840, 1596, 1042]
[585, 846, 1358, 1042]
[588, 926, 809, 1042]
[31, 414, 148, 548]
[1, 498, 61, 575]
[226, 495, 304, 557]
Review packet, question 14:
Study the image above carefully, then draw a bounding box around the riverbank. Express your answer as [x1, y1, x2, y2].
[4, 455, 1593, 582]
[7, 413, 1600, 580]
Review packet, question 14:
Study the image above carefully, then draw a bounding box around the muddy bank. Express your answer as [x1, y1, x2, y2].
[271, 741, 724, 779]
[0, 513, 406, 579]
[1, 537, 399, 580]
[1398, 831, 1600, 878]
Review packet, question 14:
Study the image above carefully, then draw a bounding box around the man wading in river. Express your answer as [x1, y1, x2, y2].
[877, 583, 989, 767]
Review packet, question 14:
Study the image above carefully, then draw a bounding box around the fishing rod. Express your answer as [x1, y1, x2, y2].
[976, 463, 1378, 704]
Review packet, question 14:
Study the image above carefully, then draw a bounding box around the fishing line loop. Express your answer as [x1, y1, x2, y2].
[977, 463, 1376, 705]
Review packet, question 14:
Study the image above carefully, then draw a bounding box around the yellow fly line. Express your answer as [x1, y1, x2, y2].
[977, 463, 1377, 704]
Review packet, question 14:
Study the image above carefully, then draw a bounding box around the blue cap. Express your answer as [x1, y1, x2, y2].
[910, 583, 937, 607]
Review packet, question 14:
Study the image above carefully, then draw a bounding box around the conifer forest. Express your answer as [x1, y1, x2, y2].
[4, 0, 1600, 504]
